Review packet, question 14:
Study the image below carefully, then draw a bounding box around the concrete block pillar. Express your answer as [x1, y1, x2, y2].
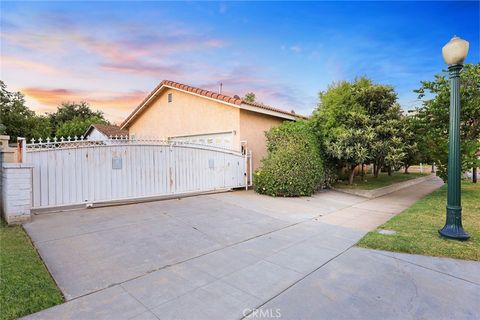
[1, 163, 33, 224]
[0, 135, 18, 163]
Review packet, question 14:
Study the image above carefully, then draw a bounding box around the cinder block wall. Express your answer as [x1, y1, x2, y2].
[1, 163, 33, 224]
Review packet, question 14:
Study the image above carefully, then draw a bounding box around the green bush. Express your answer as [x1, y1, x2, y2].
[254, 121, 324, 197]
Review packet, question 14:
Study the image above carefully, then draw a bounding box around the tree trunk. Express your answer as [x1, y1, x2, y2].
[373, 163, 377, 178]
[361, 164, 365, 181]
[348, 164, 356, 185]
[387, 166, 392, 176]
[404, 165, 409, 174]
[473, 167, 478, 183]
[377, 161, 384, 177]
[431, 163, 435, 173]
[374, 162, 381, 178]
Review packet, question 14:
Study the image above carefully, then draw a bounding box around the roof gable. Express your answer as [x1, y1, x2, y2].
[85, 124, 129, 138]
[121, 80, 305, 129]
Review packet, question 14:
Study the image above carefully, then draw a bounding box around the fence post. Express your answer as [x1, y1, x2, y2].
[17, 137, 27, 163]
[249, 150, 253, 187]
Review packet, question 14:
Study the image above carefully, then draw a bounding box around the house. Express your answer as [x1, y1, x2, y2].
[84, 123, 129, 141]
[120, 80, 305, 170]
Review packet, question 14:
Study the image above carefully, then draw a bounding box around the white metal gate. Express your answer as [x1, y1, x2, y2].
[24, 138, 250, 210]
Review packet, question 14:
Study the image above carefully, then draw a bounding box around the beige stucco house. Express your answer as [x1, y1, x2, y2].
[121, 80, 304, 170]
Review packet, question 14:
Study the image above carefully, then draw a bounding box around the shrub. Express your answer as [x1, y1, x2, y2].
[254, 121, 324, 197]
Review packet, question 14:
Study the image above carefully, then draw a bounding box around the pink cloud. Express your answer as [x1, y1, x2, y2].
[100, 61, 183, 76]
[1, 55, 67, 75]
[22, 87, 147, 123]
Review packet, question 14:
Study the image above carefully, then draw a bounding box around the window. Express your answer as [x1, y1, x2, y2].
[168, 93, 173, 103]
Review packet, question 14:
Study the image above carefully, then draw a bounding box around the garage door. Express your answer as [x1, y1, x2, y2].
[169, 131, 234, 150]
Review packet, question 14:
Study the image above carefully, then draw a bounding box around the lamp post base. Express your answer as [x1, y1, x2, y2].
[439, 226, 470, 240]
[439, 206, 470, 240]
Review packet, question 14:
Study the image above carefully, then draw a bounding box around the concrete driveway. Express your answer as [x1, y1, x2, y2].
[22, 177, 480, 319]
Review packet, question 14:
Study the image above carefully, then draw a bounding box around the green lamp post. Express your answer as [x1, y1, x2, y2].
[439, 35, 470, 240]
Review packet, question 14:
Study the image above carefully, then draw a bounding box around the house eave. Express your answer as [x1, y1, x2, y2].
[121, 84, 299, 129]
[239, 103, 297, 120]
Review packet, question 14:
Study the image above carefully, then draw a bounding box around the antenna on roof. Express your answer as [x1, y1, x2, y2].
[219, 82, 223, 94]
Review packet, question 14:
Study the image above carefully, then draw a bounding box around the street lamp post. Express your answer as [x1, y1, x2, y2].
[438, 36, 470, 240]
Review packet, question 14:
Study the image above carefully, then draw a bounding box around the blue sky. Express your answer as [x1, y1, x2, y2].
[1, 1, 478, 123]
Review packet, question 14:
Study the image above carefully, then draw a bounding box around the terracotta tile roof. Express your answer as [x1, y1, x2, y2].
[121, 80, 305, 128]
[162, 80, 243, 105]
[87, 124, 129, 138]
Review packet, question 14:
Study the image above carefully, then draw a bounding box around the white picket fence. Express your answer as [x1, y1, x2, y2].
[21, 138, 251, 210]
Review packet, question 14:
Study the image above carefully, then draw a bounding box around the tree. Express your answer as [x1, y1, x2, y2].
[0, 81, 51, 142]
[325, 113, 375, 184]
[1, 82, 110, 141]
[415, 63, 480, 182]
[311, 77, 403, 183]
[243, 92, 256, 103]
[353, 78, 403, 177]
[56, 116, 108, 138]
[49, 102, 107, 136]
[399, 115, 420, 173]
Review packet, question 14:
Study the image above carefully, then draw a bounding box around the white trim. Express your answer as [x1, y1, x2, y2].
[84, 124, 95, 137]
[239, 103, 296, 120]
[169, 130, 235, 139]
[121, 84, 295, 129]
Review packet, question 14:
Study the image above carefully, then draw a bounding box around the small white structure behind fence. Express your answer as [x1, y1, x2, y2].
[23, 137, 251, 210]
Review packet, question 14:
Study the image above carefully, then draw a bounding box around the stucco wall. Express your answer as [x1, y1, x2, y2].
[128, 88, 241, 149]
[239, 109, 286, 170]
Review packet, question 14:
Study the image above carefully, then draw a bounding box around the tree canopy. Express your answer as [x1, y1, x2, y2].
[415, 62, 480, 181]
[243, 92, 256, 103]
[0, 81, 109, 142]
[0, 81, 51, 142]
[311, 77, 408, 184]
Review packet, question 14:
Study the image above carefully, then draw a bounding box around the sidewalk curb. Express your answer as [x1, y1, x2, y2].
[332, 174, 439, 199]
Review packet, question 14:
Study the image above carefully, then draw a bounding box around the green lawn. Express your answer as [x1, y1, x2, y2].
[334, 172, 428, 190]
[357, 182, 480, 261]
[0, 221, 63, 320]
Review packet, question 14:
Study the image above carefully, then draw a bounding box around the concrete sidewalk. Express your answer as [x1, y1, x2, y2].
[254, 248, 480, 319]
[22, 177, 479, 319]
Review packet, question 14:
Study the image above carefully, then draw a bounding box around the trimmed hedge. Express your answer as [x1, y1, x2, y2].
[254, 121, 324, 197]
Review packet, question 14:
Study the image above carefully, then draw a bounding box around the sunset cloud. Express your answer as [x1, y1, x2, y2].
[1, 56, 67, 75]
[22, 87, 147, 123]
[100, 61, 183, 76]
[2, 1, 477, 119]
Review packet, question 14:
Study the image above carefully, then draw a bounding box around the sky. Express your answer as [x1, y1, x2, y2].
[1, 1, 479, 124]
